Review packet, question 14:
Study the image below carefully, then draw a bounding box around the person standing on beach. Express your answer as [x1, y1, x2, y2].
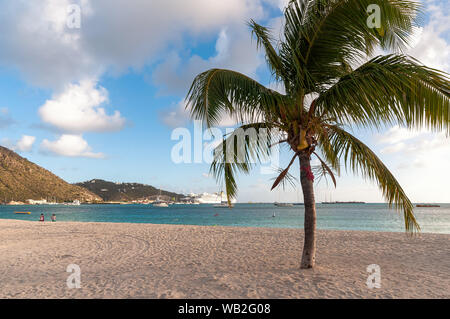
[51, 214, 56, 222]
[39, 214, 44, 222]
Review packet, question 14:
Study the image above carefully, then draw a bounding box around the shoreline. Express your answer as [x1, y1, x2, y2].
[0, 219, 449, 298]
[0, 218, 448, 235]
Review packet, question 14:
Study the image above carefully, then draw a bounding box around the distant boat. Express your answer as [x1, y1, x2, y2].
[213, 191, 233, 208]
[153, 188, 169, 207]
[274, 202, 294, 207]
[293, 203, 304, 205]
[188, 191, 236, 204]
[14, 211, 31, 214]
[213, 203, 232, 208]
[416, 204, 440, 208]
[153, 202, 168, 207]
[65, 200, 81, 206]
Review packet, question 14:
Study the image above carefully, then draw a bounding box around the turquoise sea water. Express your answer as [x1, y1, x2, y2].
[1, 203, 449, 234]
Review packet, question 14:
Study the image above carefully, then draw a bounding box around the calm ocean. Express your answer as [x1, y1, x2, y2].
[1, 203, 449, 234]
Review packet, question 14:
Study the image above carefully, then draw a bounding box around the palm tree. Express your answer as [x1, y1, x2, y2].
[186, 0, 450, 268]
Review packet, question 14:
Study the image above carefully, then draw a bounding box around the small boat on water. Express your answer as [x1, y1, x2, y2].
[213, 191, 233, 208]
[213, 202, 233, 208]
[153, 188, 169, 207]
[416, 204, 440, 208]
[274, 202, 294, 207]
[14, 212, 31, 214]
[153, 202, 169, 207]
[64, 200, 81, 206]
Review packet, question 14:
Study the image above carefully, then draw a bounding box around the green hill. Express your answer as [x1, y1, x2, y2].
[74, 179, 183, 202]
[0, 146, 102, 203]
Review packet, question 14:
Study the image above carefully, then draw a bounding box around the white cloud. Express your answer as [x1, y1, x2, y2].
[160, 101, 191, 128]
[380, 142, 408, 154]
[157, 23, 273, 128]
[376, 127, 450, 202]
[82, 0, 267, 74]
[38, 80, 126, 133]
[265, 0, 290, 11]
[0, 0, 99, 89]
[377, 125, 425, 146]
[40, 134, 104, 158]
[15, 135, 36, 152]
[155, 15, 282, 128]
[0, 0, 276, 89]
[153, 26, 265, 96]
[378, 126, 450, 167]
[0, 0, 287, 135]
[0, 0, 282, 141]
[407, 1, 450, 72]
[1, 135, 36, 152]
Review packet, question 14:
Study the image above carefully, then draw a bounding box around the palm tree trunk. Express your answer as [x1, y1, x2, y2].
[299, 153, 316, 269]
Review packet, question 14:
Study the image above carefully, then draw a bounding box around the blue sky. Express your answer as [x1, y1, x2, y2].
[0, 0, 449, 203]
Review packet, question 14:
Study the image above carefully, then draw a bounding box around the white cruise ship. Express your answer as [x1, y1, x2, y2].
[188, 192, 237, 204]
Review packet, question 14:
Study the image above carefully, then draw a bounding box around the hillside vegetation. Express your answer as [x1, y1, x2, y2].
[0, 146, 101, 203]
[75, 179, 183, 202]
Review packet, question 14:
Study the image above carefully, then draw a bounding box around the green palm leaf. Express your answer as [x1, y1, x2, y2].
[186, 68, 287, 127]
[317, 54, 450, 132]
[281, 0, 421, 92]
[323, 125, 420, 232]
[210, 123, 280, 204]
[248, 19, 287, 86]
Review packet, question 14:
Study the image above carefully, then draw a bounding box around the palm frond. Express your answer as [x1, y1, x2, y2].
[210, 123, 281, 204]
[312, 151, 337, 187]
[271, 165, 298, 191]
[248, 19, 287, 86]
[186, 68, 287, 127]
[317, 54, 450, 133]
[271, 153, 298, 190]
[281, 0, 421, 92]
[325, 125, 420, 232]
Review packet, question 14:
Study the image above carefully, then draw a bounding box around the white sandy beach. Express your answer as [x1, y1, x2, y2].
[0, 219, 448, 299]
